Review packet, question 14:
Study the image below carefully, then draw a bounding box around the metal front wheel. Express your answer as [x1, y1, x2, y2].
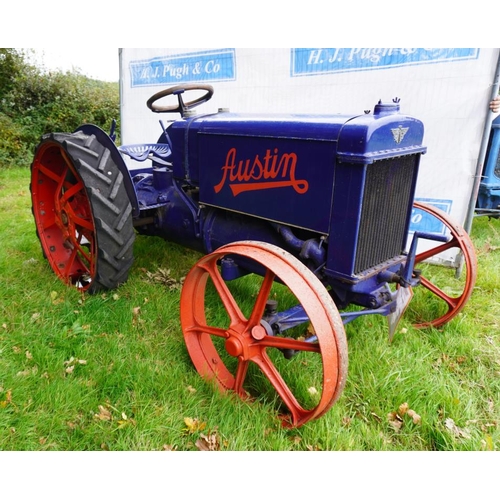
[180, 240, 348, 427]
[407, 201, 477, 328]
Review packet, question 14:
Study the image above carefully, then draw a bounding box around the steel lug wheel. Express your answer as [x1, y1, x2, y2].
[180, 240, 348, 427]
[407, 201, 477, 328]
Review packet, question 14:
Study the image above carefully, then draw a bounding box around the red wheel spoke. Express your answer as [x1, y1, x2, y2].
[419, 275, 458, 310]
[252, 349, 307, 424]
[38, 163, 65, 185]
[72, 216, 94, 232]
[184, 324, 229, 339]
[248, 268, 275, 325]
[55, 166, 69, 199]
[60, 180, 86, 203]
[415, 239, 457, 263]
[259, 335, 321, 353]
[72, 240, 92, 266]
[67, 247, 86, 279]
[233, 360, 250, 396]
[64, 203, 95, 233]
[199, 259, 247, 326]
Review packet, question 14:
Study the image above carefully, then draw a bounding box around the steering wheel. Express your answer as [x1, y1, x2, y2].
[146, 84, 214, 116]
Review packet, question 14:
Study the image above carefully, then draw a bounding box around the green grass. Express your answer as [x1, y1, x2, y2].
[1, 166, 500, 451]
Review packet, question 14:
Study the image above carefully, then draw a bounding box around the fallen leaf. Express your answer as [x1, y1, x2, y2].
[63, 357, 87, 374]
[183, 417, 206, 434]
[306, 324, 316, 337]
[17, 366, 38, 377]
[0, 389, 12, 408]
[162, 444, 178, 451]
[50, 291, 64, 305]
[398, 402, 409, 416]
[116, 417, 136, 429]
[407, 409, 422, 425]
[482, 435, 494, 451]
[342, 416, 352, 427]
[195, 430, 220, 451]
[306, 444, 322, 451]
[445, 418, 471, 439]
[144, 268, 183, 290]
[95, 405, 112, 421]
[481, 241, 499, 254]
[387, 411, 404, 431]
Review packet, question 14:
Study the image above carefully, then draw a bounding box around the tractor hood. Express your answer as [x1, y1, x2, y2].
[167, 101, 426, 234]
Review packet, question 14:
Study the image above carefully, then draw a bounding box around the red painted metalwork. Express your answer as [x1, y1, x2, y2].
[411, 201, 478, 328]
[180, 241, 348, 427]
[31, 142, 96, 291]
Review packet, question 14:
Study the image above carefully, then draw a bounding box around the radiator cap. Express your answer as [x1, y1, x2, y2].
[373, 99, 400, 117]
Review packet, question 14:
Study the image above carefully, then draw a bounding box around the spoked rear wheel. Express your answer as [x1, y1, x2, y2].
[30, 131, 135, 293]
[407, 202, 477, 328]
[180, 241, 348, 428]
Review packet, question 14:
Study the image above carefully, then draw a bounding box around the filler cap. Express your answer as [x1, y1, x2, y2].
[373, 98, 400, 117]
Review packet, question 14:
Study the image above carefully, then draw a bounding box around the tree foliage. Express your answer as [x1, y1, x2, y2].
[0, 48, 120, 168]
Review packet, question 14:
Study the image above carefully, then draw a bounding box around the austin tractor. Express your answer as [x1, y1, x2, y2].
[30, 85, 477, 427]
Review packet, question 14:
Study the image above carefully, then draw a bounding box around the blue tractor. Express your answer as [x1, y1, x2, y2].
[30, 85, 477, 427]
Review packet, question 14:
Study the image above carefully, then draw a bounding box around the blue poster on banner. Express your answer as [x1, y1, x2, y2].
[409, 198, 453, 235]
[129, 49, 236, 87]
[291, 48, 480, 76]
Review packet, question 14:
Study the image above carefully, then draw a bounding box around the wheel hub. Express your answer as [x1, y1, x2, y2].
[225, 336, 244, 357]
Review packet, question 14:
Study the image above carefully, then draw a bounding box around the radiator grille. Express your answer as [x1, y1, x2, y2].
[354, 156, 417, 274]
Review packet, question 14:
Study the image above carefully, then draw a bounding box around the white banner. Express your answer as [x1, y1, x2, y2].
[119, 48, 500, 234]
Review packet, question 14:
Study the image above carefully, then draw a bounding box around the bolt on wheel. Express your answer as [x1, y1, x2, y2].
[406, 202, 477, 328]
[180, 240, 348, 427]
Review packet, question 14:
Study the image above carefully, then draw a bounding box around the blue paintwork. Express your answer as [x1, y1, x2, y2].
[116, 99, 429, 326]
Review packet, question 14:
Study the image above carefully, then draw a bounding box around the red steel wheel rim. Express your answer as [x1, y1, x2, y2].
[31, 141, 97, 290]
[411, 201, 477, 328]
[180, 240, 348, 428]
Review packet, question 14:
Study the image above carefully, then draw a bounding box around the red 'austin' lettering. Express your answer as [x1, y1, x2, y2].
[213, 148, 309, 195]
